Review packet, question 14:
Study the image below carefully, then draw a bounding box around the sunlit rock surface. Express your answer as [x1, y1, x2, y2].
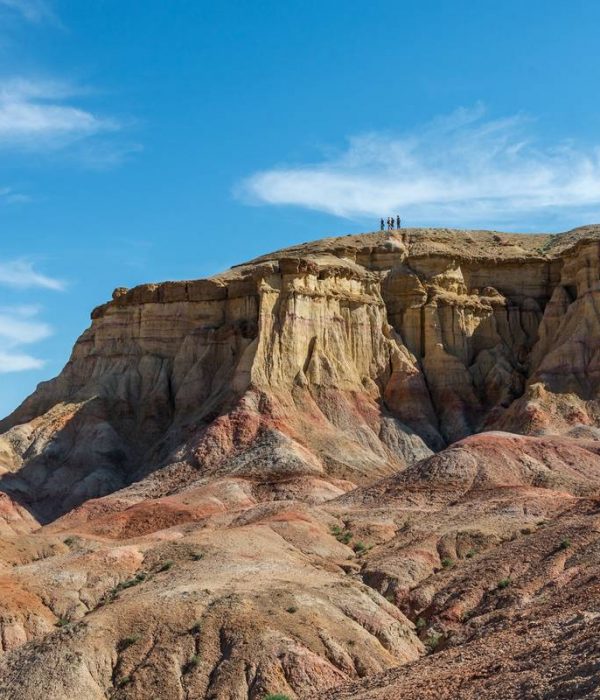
[0, 226, 598, 699]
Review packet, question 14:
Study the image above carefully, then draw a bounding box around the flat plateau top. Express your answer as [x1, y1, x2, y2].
[102, 225, 600, 311]
[242, 224, 600, 268]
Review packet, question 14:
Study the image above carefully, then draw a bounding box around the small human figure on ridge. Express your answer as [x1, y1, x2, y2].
[381, 216, 402, 232]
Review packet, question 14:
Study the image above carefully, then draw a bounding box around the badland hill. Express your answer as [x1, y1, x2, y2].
[0, 226, 599, 699]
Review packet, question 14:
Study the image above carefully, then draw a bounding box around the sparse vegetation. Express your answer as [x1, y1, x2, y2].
[441, 557, 453, 568]
[520, 527, 533, 535]
[63, 537, 76, 547]
[97, 571, 148, 607]
[497, 578, 511, 590]
[183, 654, 200, 673]
[191, 552, 204, 561]
[353, 541, 367, 554]
[190, 621, 202, 634]
[55, 617, 70, 628]
[465, 549, 476, 559]
[559, 538, 571, 550]
[286, 606, 298, 614]
[118, 635, 140, 651]
[415, 616, 427, 630]
[120, 572, 147, 589]
[425, 630, 444, 651]
[119, 676, 132, 688]
[157, 560, 173, 572]
[331, 524, 352, 545]
[263, 695, 292, 700]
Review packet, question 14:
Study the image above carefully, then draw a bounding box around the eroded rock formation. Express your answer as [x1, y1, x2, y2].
[0, 226, 598, 699]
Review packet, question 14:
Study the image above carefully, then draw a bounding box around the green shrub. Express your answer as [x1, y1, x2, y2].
[63, 537, 76, 547]
[353, 541, 367, 554]
[120, 575, 144, 590]
[264, 695, 292, 700]
[559, 538, 571, 550]
[338, 531, 352, 545]
[97, 571, 149, 609]
[441, 557, 453, 568]
[465, 549, 476, 559]
[157, 560, 173, 572]
[331, 524, 352, 544]
[118, 635, 139, 651]
[119, 676, 131, 688]
[415, 616, 427, 630]
[191, 552, 204, 561]
[286, 606, 298, 614]
[425, 631, 443, 651]
[497, 578, 511, 590]
[55, 617, 70, 628]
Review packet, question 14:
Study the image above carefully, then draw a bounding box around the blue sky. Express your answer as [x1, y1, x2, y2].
[1, 0, 600, 417]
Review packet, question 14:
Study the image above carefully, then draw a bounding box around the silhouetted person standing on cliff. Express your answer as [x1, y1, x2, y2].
[380, 218, 385, 231]
[396, 215, 401, 229]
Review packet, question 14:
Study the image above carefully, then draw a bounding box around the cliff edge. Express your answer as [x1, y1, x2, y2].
[0, 226, 598, 699]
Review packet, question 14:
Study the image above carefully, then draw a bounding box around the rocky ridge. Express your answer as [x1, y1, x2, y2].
[0, 225, 598, 699]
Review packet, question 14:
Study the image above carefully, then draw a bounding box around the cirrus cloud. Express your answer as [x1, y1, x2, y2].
[0, 78, 118, 151]
[0, 260, 64, 373]
[240, 105, 600, 228]
[0, 259, 65, 290]
[0, 305, 52, 373]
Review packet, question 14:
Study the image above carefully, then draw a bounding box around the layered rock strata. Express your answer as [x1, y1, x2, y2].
[0, 226, 598, 698]
[1, 226, 598, 522]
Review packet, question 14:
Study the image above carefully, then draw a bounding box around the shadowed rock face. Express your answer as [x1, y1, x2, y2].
[1, 226, 598, 520]
[0, 226, 598, 699]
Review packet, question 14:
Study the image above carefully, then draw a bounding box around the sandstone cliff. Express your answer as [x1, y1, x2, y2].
[0, 226, 598, 699]
[1, 226, 598, 522]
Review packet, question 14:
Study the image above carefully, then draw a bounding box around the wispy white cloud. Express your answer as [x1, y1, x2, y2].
[0, 304, 52, 373]
[0, 0, 53, 23]
[0, 352, 44, 372]
[0, 78, 117, 150]
[0, 6, 134, 165]
[241, 105, 600, 227]
[0, 307, 51, 343]
[0, 263, 63, 373]
[0, 259, 65, 290]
